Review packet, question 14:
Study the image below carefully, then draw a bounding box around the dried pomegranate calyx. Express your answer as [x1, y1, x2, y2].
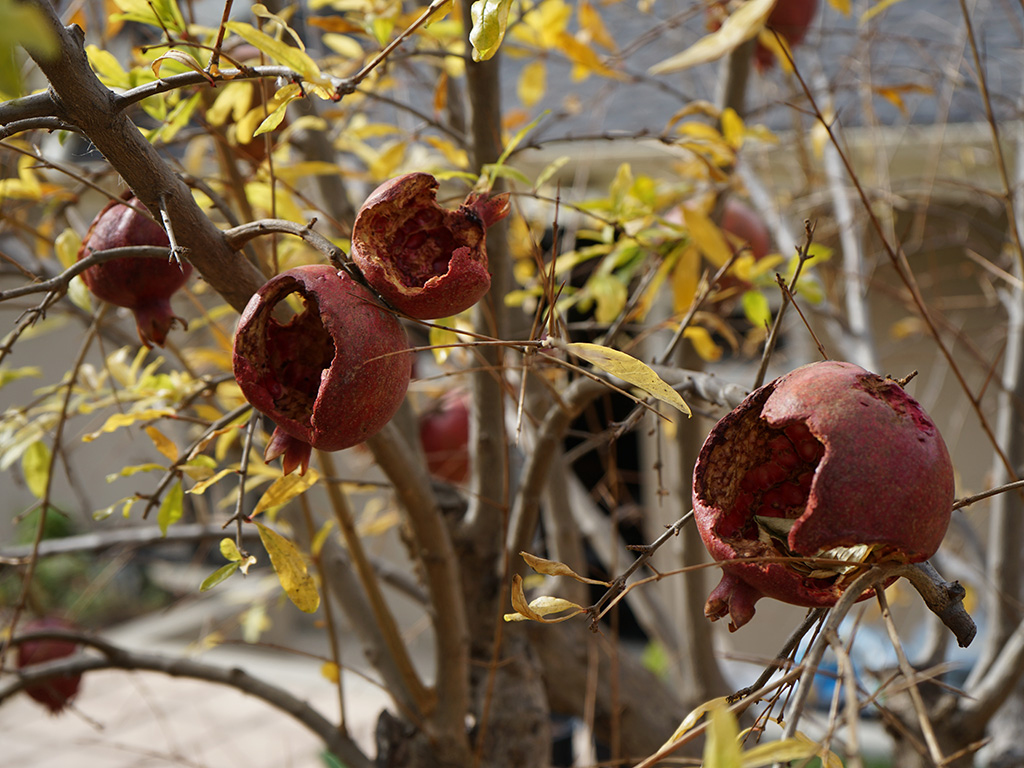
[351, 173, 510, 320]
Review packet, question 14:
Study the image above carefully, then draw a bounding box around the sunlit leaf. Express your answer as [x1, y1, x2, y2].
[704, 704, 743, 768]
[188, 467, 236, 495]
[588, 272, 627, 324]
[152, 50, 212, 82]
[556, 340, 692, 415]
[0, 365, 42, 389]
[225, 21, 321, 81]
[535, 155, 570, 189]
[200, 562, 238, 592]
[521, 551, 610, 586]
[579, 0, 616, 51]
[740, 736, 818, 767]
[829, 0, 850, 13]
[158, 481, 184, 536]
[252, 469, 320, 518]
[861, 0, 904, 23]
[255, 522, 321, 613]
[145, 425, 179, 463]
[468, 0, 514, 61]
[741, 290, 771, 329]
[517, 59, 546, 108]
[220, 537, 243, 562]
[21, 440, 51, 499]
[683, 326, 723, 363]
[83, 409, 175, 442]
[672, 244, 701, 314]
[650, 0, 777, 74]
[682, 206, 733, 268]
[556, 31, 627, 81]
[321, 661, 340, 683]
[504, 574, 584, 623]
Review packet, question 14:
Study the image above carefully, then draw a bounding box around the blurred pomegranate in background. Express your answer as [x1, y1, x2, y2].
[419, 390, 471, 484]
[16, 617, 82, 714]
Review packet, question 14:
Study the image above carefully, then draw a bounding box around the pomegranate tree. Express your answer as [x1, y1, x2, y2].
[693, 361, 954, 631]
[350, 173, 510, 320]
[232, 265, 412, 475]
[16, 618, 82, 714]
[78, 196, 192, 347]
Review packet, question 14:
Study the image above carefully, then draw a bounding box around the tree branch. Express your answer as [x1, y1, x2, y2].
[1, 630, 371, 768]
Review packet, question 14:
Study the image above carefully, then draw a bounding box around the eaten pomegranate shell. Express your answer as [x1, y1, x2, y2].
[78, 196, 192, 347]
[16, 618, 82, 714]
[350, 173, 510, 320]
[233, 264, 412, 474]
[693, 361, 954, 631]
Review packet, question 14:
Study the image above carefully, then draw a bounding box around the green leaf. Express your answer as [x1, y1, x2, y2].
[0, 365, 42, 389]
[556, 340, 692, 416]
[468, 0, 514, 61]
[255, 522, 321, 613]
[741, 289, 772, 328]
[200, 562, 239, 592]
[158, 481, 184, 536]
[21, 440, 51, 499]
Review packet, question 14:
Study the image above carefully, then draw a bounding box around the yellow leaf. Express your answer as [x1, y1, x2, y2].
[369, 141, 407, 180]
[252, 469, 320, 518]
[105, 463, 164, 482]
[206, 81, 253, 127]
[321, 661, 340, 683]
[83, 409, 175, 442]
[224, 21, 321, 81]
[755, 27, 794, 73]
[861, 0, 904, 23]
[672, 244, 701, 314]
[557, 340, 692, 416]
[469, 0, 514, 61]
[829, 0, 850, 13]
[682, 205, 733, 268]
[649, 0, 777, 74]
[424, 136, 469, 169]
[187, 467, 235, 494]
[220, 537, 243, 562]
[704, 704, 743, 768]
[517, 59, 546, 108]
[588, 272, 627, 324]
[504, 574, 584, 623]
[740, 737, 818, 768]
[145, 425, 179, 462]
[556, 31, 627, 81]
[660, 696, 731, 749]
[521, 552, 610, 586]
[54, 228, 81, 269]
[720, 107, 745, 150]
[578, 0, 616, 51]
[21, 440, 51, 499]
[255, 522, 321, 613]
[683, 326, 723, 363]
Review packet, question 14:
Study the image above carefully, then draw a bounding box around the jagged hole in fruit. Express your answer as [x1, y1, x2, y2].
[265, 292, 335, 422]
[393, 208, 462, 287]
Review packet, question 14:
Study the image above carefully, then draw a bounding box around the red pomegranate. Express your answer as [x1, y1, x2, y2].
[419, 390, 470, 484]
[232, 265, 412, 475]
[755, 0, 819, 71]
[350, 173, 510, 320]
[693, 361, 954, 631]
[722, 197, 772, 262]
[78, 196, 192, 347]
[16, 618, 82, 714]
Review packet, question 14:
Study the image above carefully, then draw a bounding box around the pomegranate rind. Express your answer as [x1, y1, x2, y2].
[233, 265, 412, 458]
[17, 618, 82, 714]
[350, 173, 509, 320]
[693, 361, 954, 630]
[78, 197, 192, 347]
